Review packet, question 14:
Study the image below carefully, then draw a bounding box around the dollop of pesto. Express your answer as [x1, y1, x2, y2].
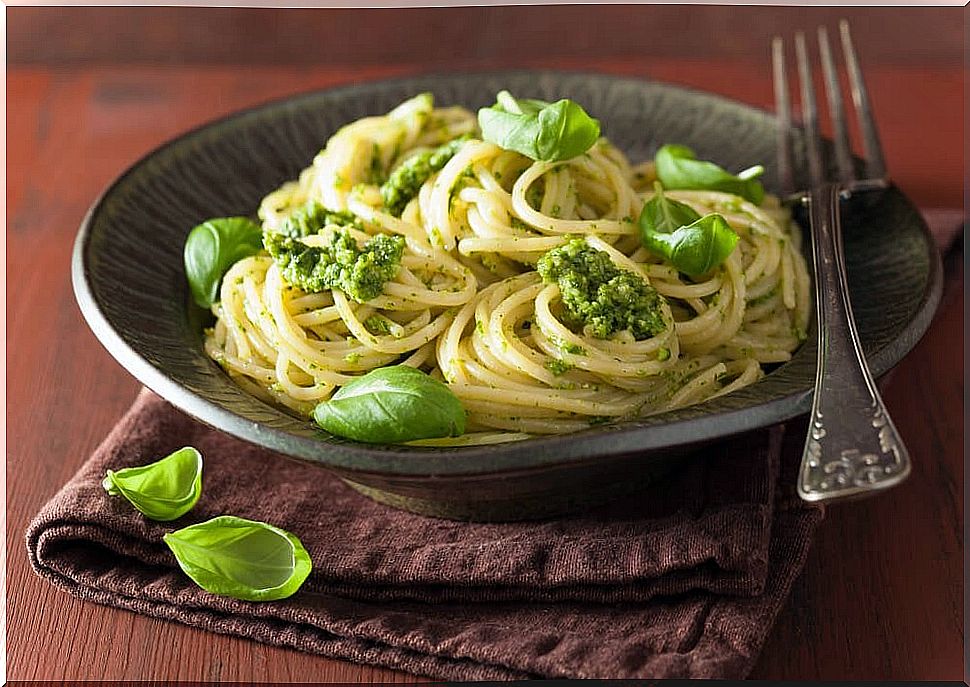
[264, 229, 404, 302]
[278, 201, 361, 239]
[537, 238, 666, 340]
[380, 134, 472, 216]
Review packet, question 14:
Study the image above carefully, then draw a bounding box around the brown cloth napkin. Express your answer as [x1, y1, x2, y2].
[27, 389, 822, 680]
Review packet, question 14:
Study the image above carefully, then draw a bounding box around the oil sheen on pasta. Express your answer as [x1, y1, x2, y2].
[204, 93, 810, 441]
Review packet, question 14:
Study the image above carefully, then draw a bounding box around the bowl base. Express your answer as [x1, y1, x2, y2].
[340, 452, 685, 522]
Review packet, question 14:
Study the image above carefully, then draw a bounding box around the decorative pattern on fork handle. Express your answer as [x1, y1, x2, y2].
[798, 183, 911, 501]
[804, 408, 907, 493]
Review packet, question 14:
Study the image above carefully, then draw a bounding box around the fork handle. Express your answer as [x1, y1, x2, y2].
[798, 183, 911, 502]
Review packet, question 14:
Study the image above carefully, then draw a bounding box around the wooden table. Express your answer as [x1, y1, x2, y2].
[7, 60, 964, 681]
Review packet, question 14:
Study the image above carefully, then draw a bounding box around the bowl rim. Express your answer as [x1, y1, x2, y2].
[72, 68, 944, 477]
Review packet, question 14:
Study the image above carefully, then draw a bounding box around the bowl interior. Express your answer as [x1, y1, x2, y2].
[74, 70, 941, 477]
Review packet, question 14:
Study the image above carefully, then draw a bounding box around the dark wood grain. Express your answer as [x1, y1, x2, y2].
[8, 6, 963, 67]
[6, 55, 964, 682]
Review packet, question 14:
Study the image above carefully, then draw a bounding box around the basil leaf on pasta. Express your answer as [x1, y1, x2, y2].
[102, 447, 202, 521]
[654, 144, 765, 205]
[312, 365, 465, 443]
[640, 182, 702, 234]
[639, 186, 739, 277]
[163, 516, 312, 602]
[184, 217, 264, 308]
[478, 91, 600, 162]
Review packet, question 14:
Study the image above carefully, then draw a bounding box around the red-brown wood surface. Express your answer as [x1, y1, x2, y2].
[6, 10, 965, 679]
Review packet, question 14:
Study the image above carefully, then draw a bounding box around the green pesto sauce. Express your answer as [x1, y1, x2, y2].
[748, 286, 778, 307]
[278, 200, 361, 239]
[367, 142, 385, 185]
[544, 358, 573, 376]
[537, 238, 666, 340]
[365, 315, 393, 335]
[553, 337, 587, 356]
[449, 165, 477, 211]
[526, 180, 544, 210]
[509, 216, 532, 233]
[263, 229, 404, 302]
[380, 134, 472, 217]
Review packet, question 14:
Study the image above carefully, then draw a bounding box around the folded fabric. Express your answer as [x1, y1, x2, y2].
[27, 390, 822, 679]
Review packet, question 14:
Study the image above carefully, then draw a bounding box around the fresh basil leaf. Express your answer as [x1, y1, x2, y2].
[478, 107, 543, 159]
[640, 182, 703, 235]
[102, 447, 202, 521]
[654, 144, 765, 205]
[313, 365, 466, 443]
[496, 90, 544, 116]
[184, 217, 264, 308]
[163, 516, 312, 602]
[535, 99, 602, 161]
[638, 187, 739, 277]
[478, 90, 600, 162]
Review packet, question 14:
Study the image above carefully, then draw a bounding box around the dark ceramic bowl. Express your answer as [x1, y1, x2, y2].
[73, 71, 942, 520]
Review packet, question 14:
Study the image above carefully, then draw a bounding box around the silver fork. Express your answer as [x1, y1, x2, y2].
[772, 21, 911, 502]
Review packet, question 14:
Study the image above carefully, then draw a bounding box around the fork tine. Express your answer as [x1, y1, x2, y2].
[771, 37, 795, 196]
[818, 26, 854, 184]
[840, 20, 886, 179]
[794, 32, 825, 188]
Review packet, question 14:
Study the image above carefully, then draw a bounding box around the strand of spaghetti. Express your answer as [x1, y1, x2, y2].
[262, 264, 356, 386]
[450, 382, 638, 416]
[332, 289, 454, 355]
[511, 160, 634, 236]
[668, 362, 728, 409]
[458, 234, 564, 257]
[427, 140, 503, 249]
[483, 281, 563, 386]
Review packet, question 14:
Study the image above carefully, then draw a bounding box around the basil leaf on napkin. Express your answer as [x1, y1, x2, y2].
[102, 446, 203, 521]
[312, 364, 466, 443]
[654, 144, 765, 205]
[163, 515, 312, 602]
[184, 217, 264, 308]
[478, 90, 601, 162]
[639, 183, 740, 277]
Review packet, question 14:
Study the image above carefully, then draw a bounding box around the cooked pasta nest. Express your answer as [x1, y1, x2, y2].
[205, 96, 810, 440]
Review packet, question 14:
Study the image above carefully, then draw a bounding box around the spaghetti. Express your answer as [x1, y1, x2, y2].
[204, 93, 810, 439]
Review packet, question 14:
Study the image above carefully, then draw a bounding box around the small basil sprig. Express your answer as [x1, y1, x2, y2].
[638, 183, 739, 277]
[102, 447, 203, 521]
[184, 217, 264, 308]
[163, 516, 312, 602]
[655, 144, 765, 205]
[313, 365, 465, 443]
[478, 90, 601, 162]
